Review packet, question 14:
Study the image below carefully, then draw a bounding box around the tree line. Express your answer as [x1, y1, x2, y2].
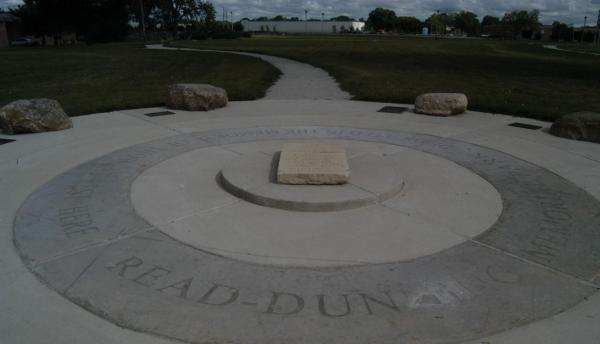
[3, 2, 594, 43]
[6, 0, 243, 44]
[366, 8, 543, 38]
[365, 7, 595, 42]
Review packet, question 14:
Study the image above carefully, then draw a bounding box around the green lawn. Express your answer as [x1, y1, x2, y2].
[0, 42, 281, 116]
[172, 35, 600, 121]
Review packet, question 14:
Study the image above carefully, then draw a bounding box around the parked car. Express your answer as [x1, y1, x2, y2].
[10, 37, 40, 47]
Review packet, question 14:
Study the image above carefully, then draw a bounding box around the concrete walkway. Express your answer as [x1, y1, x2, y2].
[2, 99, 600, 344]
[543, 44, 600, 56]
[146, 44, 352, 100]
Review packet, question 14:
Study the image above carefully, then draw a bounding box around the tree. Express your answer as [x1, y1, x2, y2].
[12, 0, 130, 43]
[481, 15, 500, 27]
[396, 16, 421, 34]
[501, 10, 540, 38]
[453, 11, 481, 35]
[425, 12, 452, 35]
[366, 8, 396, 32]
[331, 15, 353, 21]
[233, 21, 243, 32]
[551, 21, 572, 42]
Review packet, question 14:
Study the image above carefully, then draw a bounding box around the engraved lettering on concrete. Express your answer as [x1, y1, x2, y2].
[156, 278, 194, 299]
[103, 255, 478, 318]
[197, 284, 239, 306]
[359, 292, 401, 315]
[105, 256, 144, 277]
[522, 194, 574, 263]
[317, 294, 352, 318]
[265, 292, 305, 315]
[132, 266, 171, 287]
[408, 280, 471, 309]
[58, 206, 98, 237]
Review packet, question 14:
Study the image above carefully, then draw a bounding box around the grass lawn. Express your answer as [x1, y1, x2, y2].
[172, 35, 600, 121]
[0, 42, 281, 116]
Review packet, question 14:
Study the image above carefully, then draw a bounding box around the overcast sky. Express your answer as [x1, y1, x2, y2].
[1, 0, 599, 25]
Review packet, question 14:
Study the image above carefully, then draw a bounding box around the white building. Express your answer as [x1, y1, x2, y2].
[241, 20, 365, 34]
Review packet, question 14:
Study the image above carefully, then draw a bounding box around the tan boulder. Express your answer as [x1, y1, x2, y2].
[0, 99, 72, 135]
[166, 84, 228, 111]
[415, 93, 468, 116]
[550, 112, 600, 143]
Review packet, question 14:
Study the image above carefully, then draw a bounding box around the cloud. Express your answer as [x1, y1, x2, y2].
[1, 0, 598, 25]
[214, 0, 600, 25]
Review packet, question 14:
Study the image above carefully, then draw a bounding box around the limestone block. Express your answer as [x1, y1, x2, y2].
[277, 143, 350, 185]
[415, 93, 468, 116]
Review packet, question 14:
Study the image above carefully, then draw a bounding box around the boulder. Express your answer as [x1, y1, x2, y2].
[166, 84, 228, 111]
[0, 99, 72, 135]
[415, 93, 468, 116]
[550, 112, 600, 143]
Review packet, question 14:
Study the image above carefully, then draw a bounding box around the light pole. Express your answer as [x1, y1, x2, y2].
[231, 11, 233, 30]
[581, 16, 587, 43]
[305, 9, 308, 33]
[597, 10, 600, 47]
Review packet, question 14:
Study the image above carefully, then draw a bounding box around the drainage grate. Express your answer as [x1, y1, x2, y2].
[508, 122, 543, 130]
[145, 111, 175, 117]
[378, 106, 409, 114]
[0, 138, 15, 145]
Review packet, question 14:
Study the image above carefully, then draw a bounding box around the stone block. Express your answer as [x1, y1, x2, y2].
[277, 143, 350, 185]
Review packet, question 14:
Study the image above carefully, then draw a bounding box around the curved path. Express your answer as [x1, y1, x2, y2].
[146, 44, 352, 100]
[543, 44, 600, 56]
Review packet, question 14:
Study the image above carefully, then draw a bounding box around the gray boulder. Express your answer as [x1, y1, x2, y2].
[0, 99, 72, 135]
[415, 93, 468, 116]
[166, 84, 228, 111]
[550, 112, 600, 143]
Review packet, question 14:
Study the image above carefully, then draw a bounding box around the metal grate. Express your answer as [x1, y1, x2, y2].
[508, 122, 543, 130]
[145, 111, 175, 117]
[0, 138, 15, 145]
[378, 106, 409, 114]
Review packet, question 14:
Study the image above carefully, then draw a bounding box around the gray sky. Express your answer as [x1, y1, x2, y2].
[1, 0, 599, 25]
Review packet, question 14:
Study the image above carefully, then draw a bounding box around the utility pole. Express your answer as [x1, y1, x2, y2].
[139, 0, 146, 41]
[321, 12, 324, 33]
[597, 10, 600, 47]
[305, 9, 308, 33]
[581, 16, 587, 43]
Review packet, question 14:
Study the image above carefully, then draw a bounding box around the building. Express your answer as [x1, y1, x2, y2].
[0, 13, 19, 48]
[241, 20, 365, 34]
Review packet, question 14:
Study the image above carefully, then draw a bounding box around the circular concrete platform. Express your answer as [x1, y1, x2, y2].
[12, 125, 600, 344]
[219, 151, 405, 212]
[131, 141, 502, 267]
